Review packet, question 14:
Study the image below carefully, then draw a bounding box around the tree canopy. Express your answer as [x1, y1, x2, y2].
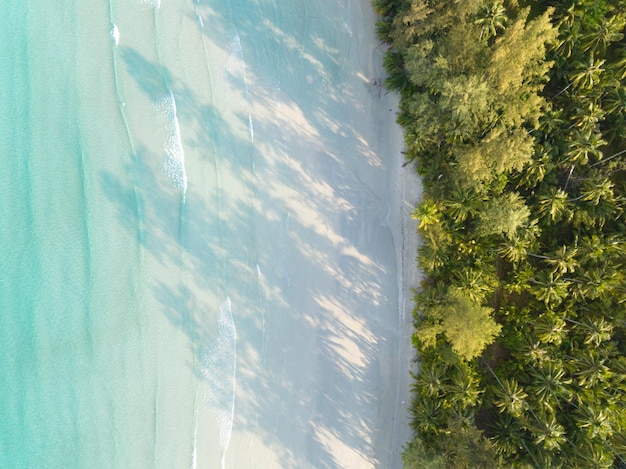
[375, 0, 626, 466]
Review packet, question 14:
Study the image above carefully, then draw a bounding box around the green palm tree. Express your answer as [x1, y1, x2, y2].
[574, 406, 613, 440]
[545, 245, 579, 275]
[536, 186, 569, 222]
[444, 366, 482, 409]
[454, 268, 492, 303]
[519, 335, 550, 364]
[443, 187, 481, 223]
[602, 85, 626, 116]
[570, 57, 606, 90]
[577, 268, 618, 299]
[516, 150, 553, 189]
[494, 377, 529, 417]
[530, 361, 572, 410]
[554, 3, 577, 28]
[570, 99, 605, 134]
[489, 413, 527, 457]
[572, 442, 614, 469]
[577, 178, 615, 206]
[411, 394, 444, 435]
[565, 129, 607, 165]
[578, 317, 613, 347]
[609, 356, 626, 385]
[416, 362, 448, 398]
[530, 415, 567, 452]
[579, 16, 625, 54]
[539, 110, 567, 134]
[533, 313, 567, 345]
[498, 236, 529, 263]
[554, 22, 578, 58]
[417, 242, 447, 273]
[414, 199, 441, 231]
[575, 351, 611, 389]
[579, 234, 607, 264]
[531, 270, 570, 306]
[475, 1, 508, 40]
[613, 46, 626, 80]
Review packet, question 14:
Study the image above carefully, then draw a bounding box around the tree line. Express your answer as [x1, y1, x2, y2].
[374, 0, 626, 466]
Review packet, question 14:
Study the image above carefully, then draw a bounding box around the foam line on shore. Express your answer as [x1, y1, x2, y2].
[155, 91, 188, 196]
[198, 298, 236, 468]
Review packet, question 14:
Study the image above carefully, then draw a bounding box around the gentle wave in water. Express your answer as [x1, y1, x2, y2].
[198, 298, 236, 468]
[155, 91, 188, 196]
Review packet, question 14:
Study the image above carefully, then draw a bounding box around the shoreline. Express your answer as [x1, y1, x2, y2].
[354, 1, 422, 465]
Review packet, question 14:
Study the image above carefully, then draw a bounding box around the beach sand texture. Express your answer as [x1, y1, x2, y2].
[0, 0, 419, 467]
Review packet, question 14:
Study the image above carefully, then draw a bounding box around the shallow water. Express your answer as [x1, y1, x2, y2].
[0, 1, 404, 467]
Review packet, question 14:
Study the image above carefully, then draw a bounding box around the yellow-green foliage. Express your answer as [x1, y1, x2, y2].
[376, 0, 626, 466]
[416, 288, 501, 360]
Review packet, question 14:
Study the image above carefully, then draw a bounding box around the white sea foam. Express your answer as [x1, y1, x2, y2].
[197, 15, 204, 29]
[154, 92, 188, 195]
[198, 298, 236, 467]
[110, 23, 119, 45]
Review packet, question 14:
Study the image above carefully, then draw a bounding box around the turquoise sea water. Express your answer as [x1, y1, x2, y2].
[1, 0, 403, 467]
[0, 2, 198, 466]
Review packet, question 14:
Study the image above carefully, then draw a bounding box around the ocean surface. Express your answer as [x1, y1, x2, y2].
[0, 1, 404, 467]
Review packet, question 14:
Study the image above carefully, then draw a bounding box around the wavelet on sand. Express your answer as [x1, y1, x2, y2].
[155, 91, 188, 196]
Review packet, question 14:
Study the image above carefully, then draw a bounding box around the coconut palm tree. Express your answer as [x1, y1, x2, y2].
[578, 178, 615, 206]
[530, 361, 572, 411]
[518, 335, 551, 365]
[574, 405, 614, 440]
[443, 187, 481, 223]
[554, 3, 577, 28]
[602, 84, 626, 117]
[545, 245, 579, 275]
[536, 186, 569, 222]
[416, 362, 448, 398]
[571, 442, 614, 469]
[577, 317, 613, 347]
[575, 351, 611, 389]
[564, 129, 607, 165]
[444, 365, 482, 409]
[554, 22, 579, 58]
[414, 199, 441, 231]
[489, 413, 527, 457]
[569, 57, 606, 91]
[417, 242, 448, 273]
[475, 1, 508, 40]
[454, 268, 492, 303]
[570, 98, 605, 134]
[411, 393, 444, 435]
[579, 16, 625, 54]
[533, 313, 567, 345]
[494, 377, 529, 417]
[498, 236, 530, 263]
[613, 46, 626, 80]
[577, 267, 618, 299]
[531, 270, 570, 306]
[530, 415, 567, 452]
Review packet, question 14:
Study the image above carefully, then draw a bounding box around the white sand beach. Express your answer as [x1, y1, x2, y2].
[207, 1, 422, 466]
[67, 0, 421, 466]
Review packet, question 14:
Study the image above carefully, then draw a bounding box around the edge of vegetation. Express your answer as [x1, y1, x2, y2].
[373, 0, 626, 467]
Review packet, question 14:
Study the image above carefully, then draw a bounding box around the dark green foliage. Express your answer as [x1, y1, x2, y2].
[374, 0, 626, 466]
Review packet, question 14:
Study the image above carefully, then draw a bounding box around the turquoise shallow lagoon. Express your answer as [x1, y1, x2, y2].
[0, 1, 410, 467]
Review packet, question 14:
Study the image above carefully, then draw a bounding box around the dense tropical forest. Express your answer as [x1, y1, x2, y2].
[373, 0, 626, 466]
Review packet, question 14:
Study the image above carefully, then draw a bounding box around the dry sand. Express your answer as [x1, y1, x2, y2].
[111, 0, 421, 466]
[219, 1, 422, 467]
